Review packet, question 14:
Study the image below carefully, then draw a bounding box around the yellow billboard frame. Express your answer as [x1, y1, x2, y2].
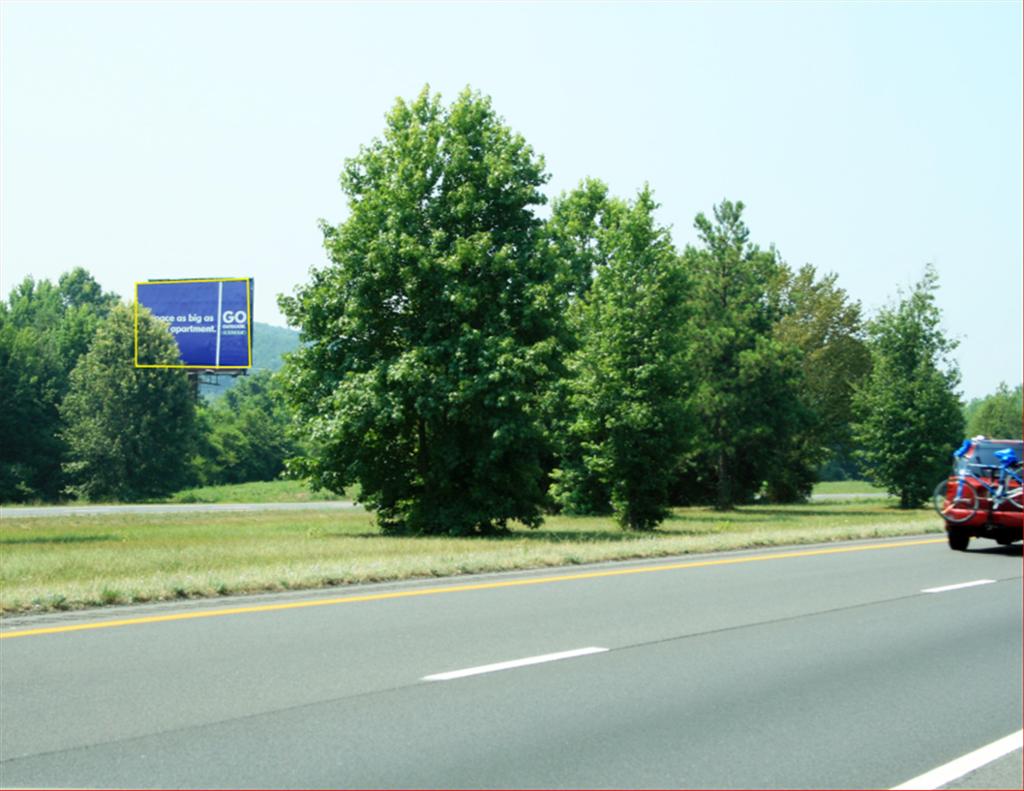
[134, 277, 253, 369]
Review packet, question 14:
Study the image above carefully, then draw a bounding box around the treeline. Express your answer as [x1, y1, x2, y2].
[2, 87, 1018, 521]
[963, 384, 1023, 440]
[198, 323, 299, 401]
[0, 273, 298, 502]
[274, 87, 998, 533]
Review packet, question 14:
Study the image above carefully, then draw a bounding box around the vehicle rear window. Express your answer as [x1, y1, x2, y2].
[956, 439, 1024, 473]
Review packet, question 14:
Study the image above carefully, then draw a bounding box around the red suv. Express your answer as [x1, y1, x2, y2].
[933, 437, 1023, 550]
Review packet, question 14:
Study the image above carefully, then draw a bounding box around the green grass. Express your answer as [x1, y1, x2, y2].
[811, 480, 889, 495]
[174, 478, 886, 503]
[0, 500, 941, 614]
[3, 479, 880, 508]
[165, 479, 357, 504]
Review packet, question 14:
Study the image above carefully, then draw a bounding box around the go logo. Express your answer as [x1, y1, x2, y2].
[222, 310, 247, 324]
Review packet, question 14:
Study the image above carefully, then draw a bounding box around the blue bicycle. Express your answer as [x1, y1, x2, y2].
[932, 445, 1023, 525]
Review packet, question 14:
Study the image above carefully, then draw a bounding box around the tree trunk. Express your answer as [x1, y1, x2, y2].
[417, 418, 428, 483]
[716, 447, 732, 511]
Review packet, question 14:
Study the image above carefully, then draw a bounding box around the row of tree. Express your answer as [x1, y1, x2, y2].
[276, 87, 982, 534]
[2, 88, 1017, 526]
[1, 269, 121, 501]
[0, 274, 297, 503]
[963, 383, 1023, 440]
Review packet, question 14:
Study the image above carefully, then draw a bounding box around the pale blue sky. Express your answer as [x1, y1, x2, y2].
[2, 1, 1020, 400]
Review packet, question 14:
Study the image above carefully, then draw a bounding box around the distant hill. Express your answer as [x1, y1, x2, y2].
[250, 322, 301, 373]
[199, 322, 300, 399]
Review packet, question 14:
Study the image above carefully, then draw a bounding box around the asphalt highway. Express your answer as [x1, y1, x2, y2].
[1, 500, 360, 518]
[1, 535, 1020, 789]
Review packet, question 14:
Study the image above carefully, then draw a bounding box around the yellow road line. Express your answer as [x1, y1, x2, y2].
[0, 538, 945, 640]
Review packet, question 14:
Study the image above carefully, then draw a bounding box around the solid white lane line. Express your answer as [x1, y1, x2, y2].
[890, 730, 1023, 790]
[921, 579, 996, 594]
[423, 647, 608, 681]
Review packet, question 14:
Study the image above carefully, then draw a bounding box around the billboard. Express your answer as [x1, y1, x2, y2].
[135, 278, 253, 369]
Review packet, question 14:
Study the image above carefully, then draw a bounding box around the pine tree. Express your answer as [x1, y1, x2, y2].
[681, 200, 804, 509]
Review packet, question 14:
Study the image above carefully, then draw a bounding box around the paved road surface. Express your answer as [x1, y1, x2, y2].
[810, 492, 892, 501]
[2, 493, 884, 518]
[1, 536, 1020, 788]
[1, 500, 360, 517]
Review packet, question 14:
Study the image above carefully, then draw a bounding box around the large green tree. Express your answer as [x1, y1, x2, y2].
[542, 178, 615, 515]
[545, 177, 613, 304]
[279, 87, 562, 535]
[549, 185, 691, 529]
[680, 200, 806, 509]
[851, 265, 963, 508]
[0, 269, 119, 501]
[769, 265, 871, 498]
[964, 383, 1022, 439]
[60, 304, 196, 501]
[193, 370, 301, 485]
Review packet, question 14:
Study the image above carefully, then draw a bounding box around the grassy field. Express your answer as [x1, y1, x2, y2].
[0, 479, 884, 508]
[169, 479, 889, 503]
[165, 479, 354, 504]
[0, 479, 356, 507]
[811, 480, 889, 495]
[0, 499, 941, 614]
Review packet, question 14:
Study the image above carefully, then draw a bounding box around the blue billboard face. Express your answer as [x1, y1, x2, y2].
[135, 279, 252, 368]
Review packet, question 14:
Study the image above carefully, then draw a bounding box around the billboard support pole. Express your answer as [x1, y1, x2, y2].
[187, 371, 200, 403]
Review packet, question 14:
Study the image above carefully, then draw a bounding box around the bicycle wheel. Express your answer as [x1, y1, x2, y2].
[932, 479, 978, 524]
[1001, 485, 1023, 510]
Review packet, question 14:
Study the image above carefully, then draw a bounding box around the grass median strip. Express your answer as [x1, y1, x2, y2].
[0, 538, 946, 639]
[0, 499, 940, 615]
